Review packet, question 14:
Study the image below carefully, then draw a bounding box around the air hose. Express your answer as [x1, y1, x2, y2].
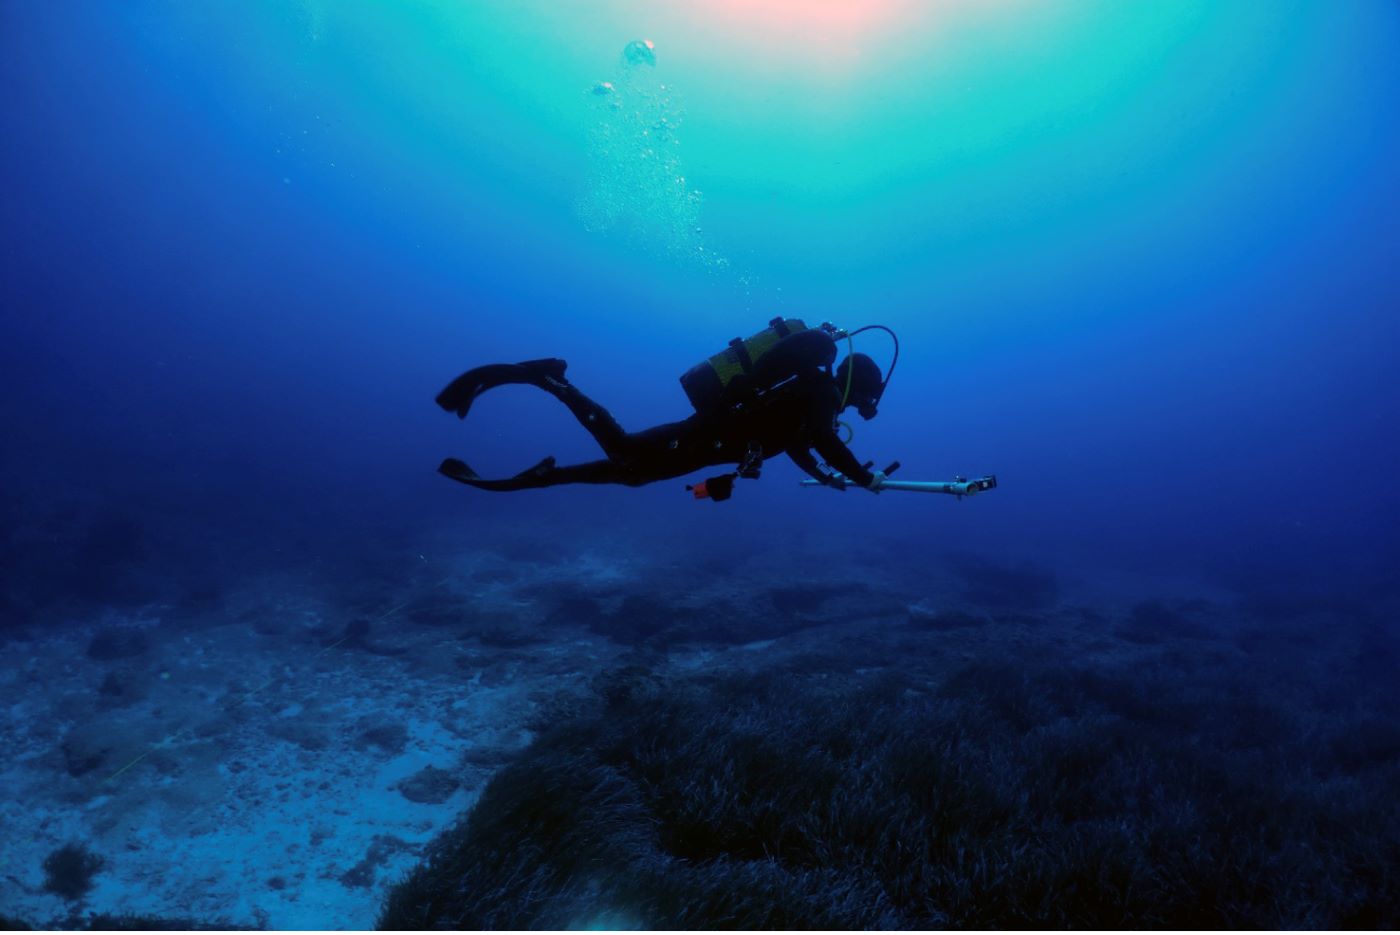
[838, 332, 857, 409]
[836, 325, 900, 445]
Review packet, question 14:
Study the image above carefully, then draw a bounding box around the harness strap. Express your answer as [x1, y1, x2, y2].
[728, 336, 755, 373]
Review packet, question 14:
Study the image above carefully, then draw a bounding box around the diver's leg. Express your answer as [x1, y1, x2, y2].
[435, 359, 631, 458]
[438, 425, 723, 492]
[534, 376, 631, 459]
[439, 456, 640, 490]
[435, 358, 569, 419]
[437, 406, 717, 492]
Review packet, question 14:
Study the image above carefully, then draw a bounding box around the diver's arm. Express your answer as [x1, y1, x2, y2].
[786, 445, 846, 489]
[802, 378, 876, 488]
[813, 430, 876, 488]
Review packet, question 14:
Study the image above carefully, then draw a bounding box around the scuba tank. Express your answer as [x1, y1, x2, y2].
[680, 317, 898, 416]
[679, 317, 815, 413]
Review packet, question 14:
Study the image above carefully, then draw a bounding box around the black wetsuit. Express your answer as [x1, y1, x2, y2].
[439, 356, 875, 493]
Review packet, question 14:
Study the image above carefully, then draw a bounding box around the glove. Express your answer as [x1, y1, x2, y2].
[865, 471, 886, 494]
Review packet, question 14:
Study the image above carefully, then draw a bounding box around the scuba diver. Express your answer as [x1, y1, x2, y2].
[434, 319, 896, 501]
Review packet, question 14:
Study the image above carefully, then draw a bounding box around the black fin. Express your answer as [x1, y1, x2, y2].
[434, 374, 485, 419]
[513, 455, 557, 479]
[438, 458, 479, 481]
[435, 360, 570, 419]
[518, 358, 568, 383]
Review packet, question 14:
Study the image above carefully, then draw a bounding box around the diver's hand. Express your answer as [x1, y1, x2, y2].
[865, 471, 887, 494]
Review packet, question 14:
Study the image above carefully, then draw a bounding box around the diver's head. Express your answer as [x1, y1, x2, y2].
[836, 352, 883, 420]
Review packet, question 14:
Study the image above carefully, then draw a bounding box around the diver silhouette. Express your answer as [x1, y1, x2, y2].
[434, 320, 894, 501]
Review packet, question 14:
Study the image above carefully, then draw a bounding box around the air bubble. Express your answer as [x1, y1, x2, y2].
[623, 39, 656, 67]
[578, 38, 730, 271]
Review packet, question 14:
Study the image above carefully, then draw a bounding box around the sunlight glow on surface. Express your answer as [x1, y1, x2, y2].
[634, 0, 1039, 78]
[703, 0, 914, 50]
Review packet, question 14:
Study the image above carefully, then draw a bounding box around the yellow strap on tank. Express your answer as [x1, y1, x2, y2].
[710, 351, 746, 386]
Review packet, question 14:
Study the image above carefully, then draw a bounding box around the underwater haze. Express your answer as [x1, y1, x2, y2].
[2, 1, 1399, 929]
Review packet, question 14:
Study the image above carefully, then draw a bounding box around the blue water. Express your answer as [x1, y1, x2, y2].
[2, 1, 1398, 928]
